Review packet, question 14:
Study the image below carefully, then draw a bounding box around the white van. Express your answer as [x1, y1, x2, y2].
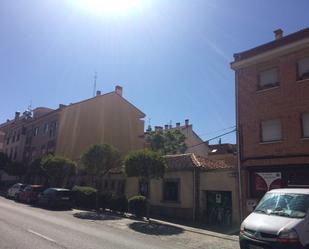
[239, 188, 309, 249]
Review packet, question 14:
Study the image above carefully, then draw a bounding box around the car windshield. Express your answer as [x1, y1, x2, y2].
[255, 193, 309, 218]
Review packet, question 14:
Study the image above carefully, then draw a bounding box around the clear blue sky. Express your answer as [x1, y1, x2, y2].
[0, 0, 308, 144]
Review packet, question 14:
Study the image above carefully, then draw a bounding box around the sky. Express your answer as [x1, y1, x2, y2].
[0, 0, 308, 144]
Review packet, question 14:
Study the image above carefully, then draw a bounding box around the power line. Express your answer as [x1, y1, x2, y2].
[197, 125, 236, 138]
[187, 129, 236, 149]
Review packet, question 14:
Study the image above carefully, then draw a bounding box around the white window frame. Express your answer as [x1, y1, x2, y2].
[297, 57, 309, 81]
[261, 119, 282, 142]
[258, 68, 279, 90]
[302, 113, 309, 138]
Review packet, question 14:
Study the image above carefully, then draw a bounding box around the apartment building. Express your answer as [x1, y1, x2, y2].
[150, 120, 209, 157]
[0, 86, 145, 163]
[231, 28, 309, 215]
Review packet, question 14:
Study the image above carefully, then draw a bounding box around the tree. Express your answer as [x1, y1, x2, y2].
[41, 155, 77, 187]
[81, 144, 122, 177]
[4, 161, 27, 181]
[145, 129, 187, 155]
[81, 144, 122, 210]
[124, 149, 166, 220]
[26, 157, 45, 183]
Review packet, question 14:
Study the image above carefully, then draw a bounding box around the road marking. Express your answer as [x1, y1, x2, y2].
[27, 229, 56, 243]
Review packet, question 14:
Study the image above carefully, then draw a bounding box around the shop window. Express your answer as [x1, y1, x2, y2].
[258, 68, 279, 90]
[163, 180, 179, 202]
[261, 119, 282, 142]
[297, 57, 309, 80]
[302, 113, 309, 138]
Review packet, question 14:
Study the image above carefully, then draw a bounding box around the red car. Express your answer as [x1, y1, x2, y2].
[19, 185, 46, 204]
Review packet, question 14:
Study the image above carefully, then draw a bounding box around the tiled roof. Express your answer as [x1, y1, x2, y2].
[233, 28, 309, 62]
[164, 153, 235, 171]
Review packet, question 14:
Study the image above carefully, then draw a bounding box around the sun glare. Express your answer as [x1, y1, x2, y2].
[75, 0, 142, 15]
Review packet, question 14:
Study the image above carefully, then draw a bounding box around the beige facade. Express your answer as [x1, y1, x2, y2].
[56, 88, 145, 160]
[0, 86, 145, 165]
[123, 153, 239, 225]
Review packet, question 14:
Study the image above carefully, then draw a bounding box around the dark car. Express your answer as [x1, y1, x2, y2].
[38, 188, 72, 209]
[18, 185, 46, 204]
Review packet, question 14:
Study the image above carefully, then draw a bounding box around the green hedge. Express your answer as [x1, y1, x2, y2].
[72, 186, 128, 213]
[128, 195, 147, 218]
[72, 185, 97, 209]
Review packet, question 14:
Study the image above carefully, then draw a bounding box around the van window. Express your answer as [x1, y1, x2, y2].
[255, 193, 309, 218]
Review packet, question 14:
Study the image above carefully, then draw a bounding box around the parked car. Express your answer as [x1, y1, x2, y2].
[7, 183, 26, 199]
[38, 188, 72, 209]
[239, 188, 309, 249]
[18, 185, 46, 204]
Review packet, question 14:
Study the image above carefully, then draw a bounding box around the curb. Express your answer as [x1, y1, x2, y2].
[149, 218, 239, 242]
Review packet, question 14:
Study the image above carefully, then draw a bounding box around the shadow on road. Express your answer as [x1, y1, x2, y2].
[73, 211, 122, 220]
[128, 221, 184, 236]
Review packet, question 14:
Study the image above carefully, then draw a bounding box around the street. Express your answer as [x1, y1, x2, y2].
[0, 196, 239, 249]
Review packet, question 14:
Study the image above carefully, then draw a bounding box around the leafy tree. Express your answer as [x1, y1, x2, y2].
[124, 149, 166, 220]
[81, 144, 122, 177]
[4, 161, 27, 181]
[41, 155, 77, 187]
[26, 157, 45, 183]
[81, 144, 122, 210]
[0, 152, 10, 170]
[145, 129, 187, 155]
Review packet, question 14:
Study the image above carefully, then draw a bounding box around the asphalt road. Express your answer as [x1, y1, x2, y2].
[0, 196, 239, 249]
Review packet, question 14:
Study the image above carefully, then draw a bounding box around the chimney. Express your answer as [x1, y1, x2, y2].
[185, 119, 189, 126]
[164, 125, 169, 130]
[155, 126, 163, 132]
[115, 85, 123, 96]
[15, 111, 20, 121]
[169, 124, 172, 129]
[96, 90, 101, 96]
[59, 104, 66, 109]
[274, 29, 283, 40]
[176, 122, 181, 128]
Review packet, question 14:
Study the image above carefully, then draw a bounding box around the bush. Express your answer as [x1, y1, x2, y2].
[72, 185, 97, 209]
[128, 195, 147, 218]
[98, 192, 112, 210]
[110, 195, 128, 213]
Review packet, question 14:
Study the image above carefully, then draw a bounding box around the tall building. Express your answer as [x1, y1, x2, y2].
[231, 28, 309, 215]
[149, 120, 209, 157]
[0, 86, 145, 163]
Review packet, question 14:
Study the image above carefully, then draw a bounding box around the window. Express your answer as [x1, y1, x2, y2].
[44, 123, 49, 134]
[34, 127, 39, 136]
[297, 57, 309, 81]
[302, 113, 309, 138]
[261, 119, 282, 142]
[139, 181, 149, 197]
[13, 147, 18, 160]
[258, 68, 279, 90]
[16, 131, 20, 141]
[163, 180, 179, 202]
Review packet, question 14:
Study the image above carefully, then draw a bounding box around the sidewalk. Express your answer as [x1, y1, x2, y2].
[72, 209, 239, 242]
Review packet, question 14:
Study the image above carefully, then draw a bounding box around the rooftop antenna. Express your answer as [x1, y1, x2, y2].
[93, 71, 97, 97]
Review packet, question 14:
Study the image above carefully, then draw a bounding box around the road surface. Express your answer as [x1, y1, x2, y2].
[0, 196, 239, 249]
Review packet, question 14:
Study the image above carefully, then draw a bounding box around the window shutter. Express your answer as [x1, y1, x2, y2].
[259, 68, 278, 88]
[302, 113, 309, 138]
[261, 119, 282, 142]
[298, 57, 309, 79]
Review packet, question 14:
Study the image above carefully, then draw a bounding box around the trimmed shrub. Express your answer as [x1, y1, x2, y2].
[110, 195, 128, 213]
[72, 185, 97, 209]
[128, 195, 147, 218]
[98, 192, 112, 210]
